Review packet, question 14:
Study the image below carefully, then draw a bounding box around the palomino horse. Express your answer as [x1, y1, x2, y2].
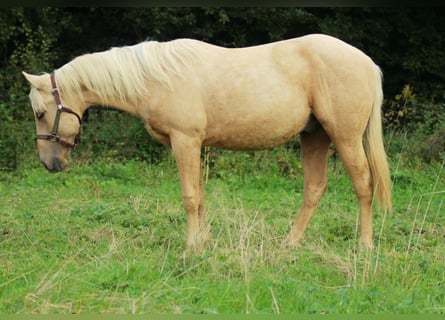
[23, 34, 392, 251]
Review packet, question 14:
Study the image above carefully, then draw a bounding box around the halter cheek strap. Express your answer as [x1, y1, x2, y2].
[35, 72, 82, 149]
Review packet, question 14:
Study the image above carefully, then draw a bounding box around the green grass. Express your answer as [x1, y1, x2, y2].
[0, 148, 444, 314]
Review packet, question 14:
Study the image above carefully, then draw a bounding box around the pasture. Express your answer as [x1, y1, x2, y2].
[0, 146, 443, 314]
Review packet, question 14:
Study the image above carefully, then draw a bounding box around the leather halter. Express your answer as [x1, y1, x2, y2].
[35, 72, 82, 149]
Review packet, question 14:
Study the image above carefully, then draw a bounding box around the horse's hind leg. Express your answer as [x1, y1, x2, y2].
[286, 127, 331, 247]
[333, 137, 374, 249]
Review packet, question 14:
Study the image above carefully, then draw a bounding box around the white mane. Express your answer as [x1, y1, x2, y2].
[55, 39, 204, 105]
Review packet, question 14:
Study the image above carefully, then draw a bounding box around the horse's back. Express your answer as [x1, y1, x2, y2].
[194, 34, 378, 98]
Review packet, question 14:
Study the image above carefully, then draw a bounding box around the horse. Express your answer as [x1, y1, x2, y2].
[23, 34, 392, 252]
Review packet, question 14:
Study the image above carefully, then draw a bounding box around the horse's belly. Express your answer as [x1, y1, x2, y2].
[203, 112, 308, 150]
[209, 131, 298, 151]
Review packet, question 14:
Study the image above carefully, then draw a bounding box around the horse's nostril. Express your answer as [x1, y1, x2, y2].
[52, 158, 64, 172]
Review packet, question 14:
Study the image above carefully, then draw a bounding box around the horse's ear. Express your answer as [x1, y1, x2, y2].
[22, 72, 46, 90]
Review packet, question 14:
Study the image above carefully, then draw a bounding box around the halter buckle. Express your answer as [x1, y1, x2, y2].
[48, 134, 59, 142]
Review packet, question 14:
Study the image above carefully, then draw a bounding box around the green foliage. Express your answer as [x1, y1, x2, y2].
[1, 8, 66, 117]
[388, 125, 445, 166]
[74, 109, 166, 164]
[117, 8, 317, 47]
[0, 114, 35, 172]
[383, 83, 444, 164]
[384, 85, 444, 134]
[384, 85, 417, 131]
[0, 8, 69, 170]
[204, 147, 303, 190]
[416, 125, 445, 164]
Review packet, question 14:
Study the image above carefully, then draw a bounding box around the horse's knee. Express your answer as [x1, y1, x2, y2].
[182, 195, 200, 235]
[182, 194, 199, 213]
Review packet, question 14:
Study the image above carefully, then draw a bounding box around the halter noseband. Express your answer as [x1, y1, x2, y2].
[35, 72, 82, 149]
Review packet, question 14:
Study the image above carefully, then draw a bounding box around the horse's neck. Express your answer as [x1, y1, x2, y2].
[82, 91, 140, 117]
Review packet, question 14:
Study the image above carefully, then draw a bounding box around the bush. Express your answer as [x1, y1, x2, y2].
[73, 108, 166, 165]
[384, 84, 444, 134]
[0, 119, 35, 171]
[410, 124, 445, 164]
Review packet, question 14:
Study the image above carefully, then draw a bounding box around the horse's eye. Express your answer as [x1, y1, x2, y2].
[36, 112, 45, 120]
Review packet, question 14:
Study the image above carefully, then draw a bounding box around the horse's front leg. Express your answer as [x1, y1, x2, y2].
[198, 165, 211, 243]
[170, 132, 209, 252]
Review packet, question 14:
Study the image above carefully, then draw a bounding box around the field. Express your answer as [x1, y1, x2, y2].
[0, 146, 444, 314]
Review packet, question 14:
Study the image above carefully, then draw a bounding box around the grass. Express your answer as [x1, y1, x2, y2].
[0, 147, 444, 314]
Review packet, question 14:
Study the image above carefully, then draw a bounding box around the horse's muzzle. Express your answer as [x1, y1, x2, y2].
[41, 157, 65, 173]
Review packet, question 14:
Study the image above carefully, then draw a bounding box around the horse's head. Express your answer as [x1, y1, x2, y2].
[23, 72, 83, 173]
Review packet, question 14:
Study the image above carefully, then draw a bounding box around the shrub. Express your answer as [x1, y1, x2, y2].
[410, 124, 445, 164]
[383, 84, 443, 135]
[0, 118, 35, 171]
[73, 108, 166, 165]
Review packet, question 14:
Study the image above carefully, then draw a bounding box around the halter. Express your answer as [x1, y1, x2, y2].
[35, 72, 82, 149]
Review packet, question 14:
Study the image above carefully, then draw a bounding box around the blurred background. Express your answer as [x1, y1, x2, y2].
[1, 7, 444, 171]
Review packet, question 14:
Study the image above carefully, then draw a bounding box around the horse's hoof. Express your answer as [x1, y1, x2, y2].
[283, 236, 302, 249]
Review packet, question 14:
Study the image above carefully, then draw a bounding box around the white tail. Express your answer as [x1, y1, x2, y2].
[364, 66, 392, 211]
